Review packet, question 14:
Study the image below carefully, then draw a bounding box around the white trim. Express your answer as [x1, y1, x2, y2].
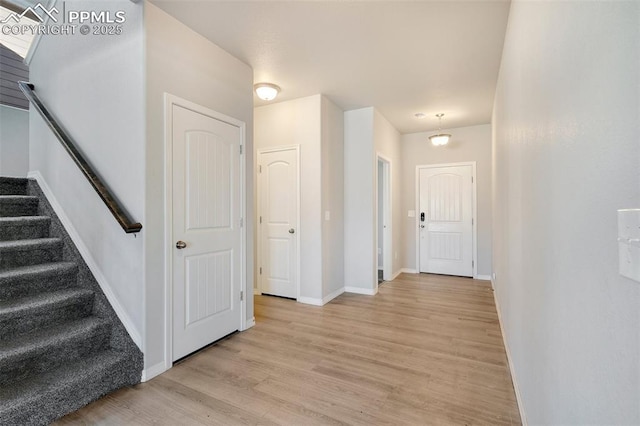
[297, 296, 323, 306]
[141, 361, 166, 383]
[246, 317, 256, 328]
[163, 93, 248, 372]
[389, 269, 402, 281]
[257, 145, 301, 301]
[322, 286, 345, 304]
[401, 268, 418, 274]
[0, 104, 28, 112]
[475, 274, 492, 281]
[415, 161, 478, 278]
[27, 171, 142, 348]
[344, 286, 378, 296]
[297, 287, 345, 306]
[491, 283, 527, 425]
[253, 288, 261, 295]
[24, 0, 56, 66]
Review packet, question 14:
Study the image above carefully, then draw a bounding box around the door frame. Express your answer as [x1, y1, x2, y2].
[256, 145, 301, 300]
[376, 154, 393, 282]
[163, 93, 248, 371]
[415, 161, 478, 278]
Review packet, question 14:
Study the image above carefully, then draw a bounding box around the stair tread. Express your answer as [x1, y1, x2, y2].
[0, 316, 108, 356]
[0, 287, 93, 316]
[0, 349, 131, 406]
[0, 237, 61, 250]
[0, 261, 76, 281]
[0, 216, 50, 224]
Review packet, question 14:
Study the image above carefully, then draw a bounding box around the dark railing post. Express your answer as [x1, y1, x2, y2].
[18, 82, 142, 234]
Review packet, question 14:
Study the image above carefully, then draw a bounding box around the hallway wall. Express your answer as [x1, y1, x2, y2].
[492, 1, 640, 423]
[401, 124, 492, 277]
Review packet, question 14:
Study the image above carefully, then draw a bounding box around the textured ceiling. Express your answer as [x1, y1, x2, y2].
[150, 0, 510, 134]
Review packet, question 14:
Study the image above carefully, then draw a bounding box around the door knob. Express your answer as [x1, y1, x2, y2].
[176, 240, 187, 249]
[288, 228, 295, 234]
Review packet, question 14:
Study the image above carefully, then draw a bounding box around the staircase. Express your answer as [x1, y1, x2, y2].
[0, 177, 143, 425]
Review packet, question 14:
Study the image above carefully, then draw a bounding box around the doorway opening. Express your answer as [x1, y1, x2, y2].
[377, 155, 392, 284]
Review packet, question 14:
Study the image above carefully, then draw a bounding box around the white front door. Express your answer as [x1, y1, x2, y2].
[258, 147, 299, 299]
[419, 164, 473, 277]
[172, 104, 242, 361]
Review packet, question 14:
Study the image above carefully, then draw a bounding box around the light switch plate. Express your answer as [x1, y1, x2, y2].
[618, 209, 640, 282]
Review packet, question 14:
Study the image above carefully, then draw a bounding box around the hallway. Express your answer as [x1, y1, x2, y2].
[57, 274, 520, 425]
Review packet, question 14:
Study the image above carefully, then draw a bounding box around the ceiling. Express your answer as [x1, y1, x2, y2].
[150, 1, 511, 134]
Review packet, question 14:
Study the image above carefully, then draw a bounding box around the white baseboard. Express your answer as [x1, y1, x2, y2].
[390, 269, 402, 281]
[253, 288, 261, 295]
[297, 296, 323, 306]
[141, 361, 166, 383]
[28, 171, 142, 349]
[322, 287, 345, 304]
[344, 286, 378, 296]
[298, 286, 345, 306]
[491, 285, 527, 425]
[401, 268, 418, 274]
[475, 274, 492, 281]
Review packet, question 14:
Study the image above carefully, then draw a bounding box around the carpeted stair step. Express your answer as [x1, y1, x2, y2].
[0, 316, 111, 386]
[0, 177, 28, 195]
[0, 196, 39, 217]
[0, 262, 78, 301]
[0, 238, 63, 270]
[0, 349, 141, 426]
[0, 288, 94, 341]
[0, 216, 51, 241]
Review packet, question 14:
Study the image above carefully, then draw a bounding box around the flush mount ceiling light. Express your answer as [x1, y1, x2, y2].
[254, 82, 280, 101]
[428, 113, 451, 146]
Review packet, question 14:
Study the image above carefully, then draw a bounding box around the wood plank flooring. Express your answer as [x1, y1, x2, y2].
[56, 273, 521, 425]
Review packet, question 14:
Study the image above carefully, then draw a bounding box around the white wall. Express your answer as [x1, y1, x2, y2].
[254, 95, 323, 300]
[344, 107, 402, 292]
[29, 0, 145, 343]
[344, 108, 375, 292]
[145, 2, 254, 372]
[401, 124, 492, 277]
[493, 1, 640, 424]
[321, 96, 345, 299]
[0, 105, 29, 177]
[373, 110, 402, 278]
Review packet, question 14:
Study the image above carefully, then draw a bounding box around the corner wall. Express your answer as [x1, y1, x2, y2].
[492, 1, 640, 423]
[321, 96, 345, 299]
[401, 124, 492, 277]
[145, 2, 254, 373]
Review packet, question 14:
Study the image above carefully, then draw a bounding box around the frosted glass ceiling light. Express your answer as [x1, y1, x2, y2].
[254, 83, 280, 101]
[428, 113, 451, 146]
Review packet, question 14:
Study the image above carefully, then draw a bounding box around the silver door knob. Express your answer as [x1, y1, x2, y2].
[288, 228, 295, 234]
[176, 241, 187, 249]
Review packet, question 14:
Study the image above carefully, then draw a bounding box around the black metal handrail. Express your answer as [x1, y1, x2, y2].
[19, 82, 142, 234]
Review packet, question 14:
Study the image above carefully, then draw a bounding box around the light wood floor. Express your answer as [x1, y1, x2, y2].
[56, 274, 521, 425]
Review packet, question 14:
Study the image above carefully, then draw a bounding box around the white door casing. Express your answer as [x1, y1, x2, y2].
[169, 101, 244, 362]
[418, 163, 475, 277]
[258, 147, 299, 299]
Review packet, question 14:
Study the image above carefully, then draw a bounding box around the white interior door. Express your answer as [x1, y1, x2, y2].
[419, 164, 473, 277]
[258, 148, 298, 299]
[172, 104, 241, 361]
